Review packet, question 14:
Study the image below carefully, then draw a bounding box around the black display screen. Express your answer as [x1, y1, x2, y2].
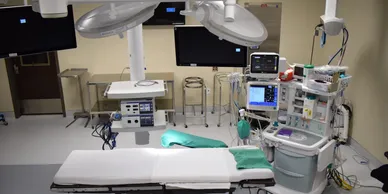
[294, 66, 304, 77]
[143, 2, 185, 25]
[0, 5, 77, 58]
[250, 54, 279, 73]
[174, 26, 247, 67]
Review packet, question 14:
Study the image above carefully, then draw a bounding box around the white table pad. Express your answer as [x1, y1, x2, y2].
[54, 148, 274, 186]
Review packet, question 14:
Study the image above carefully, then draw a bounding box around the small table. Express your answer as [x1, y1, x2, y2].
[58, 68, 89, 128]
[86, 72, 176, 128]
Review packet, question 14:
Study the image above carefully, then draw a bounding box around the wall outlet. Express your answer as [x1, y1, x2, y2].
[206, 88, 211, 95]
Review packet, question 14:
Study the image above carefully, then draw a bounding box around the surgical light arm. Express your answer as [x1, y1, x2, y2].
[321, 0, 344, 36]
[37, 0, 237, 20]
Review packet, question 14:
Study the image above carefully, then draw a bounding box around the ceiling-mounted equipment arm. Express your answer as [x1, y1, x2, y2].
[37, 0, 237, 20]
[320, 0, 344, 36]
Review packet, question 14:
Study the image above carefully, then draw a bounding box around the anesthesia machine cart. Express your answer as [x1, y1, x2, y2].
[244, 53, 351, 194]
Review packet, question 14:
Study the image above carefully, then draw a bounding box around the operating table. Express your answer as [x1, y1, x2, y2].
[51, 148, 275, 193]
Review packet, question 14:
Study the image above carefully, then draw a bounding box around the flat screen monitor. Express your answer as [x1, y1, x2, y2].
[0, 5, 77, 58]
[143, 2, 185, 25]
[246, 81, 279, 111]
[174, 26, 247, 67]
[250, 52, 279, 79]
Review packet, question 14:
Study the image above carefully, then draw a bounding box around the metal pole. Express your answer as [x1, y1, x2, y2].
[183, 87, 187, 127]
[171, 81, 176, 126]
[204, 85, 207, 127]
[212, 74, 216, 113]
[128, 24, 145, 81]
[229, 82, 233, 125]
[201, 79, 204, 114]
[78, 76, 85, 112]
[218, 83, 222, 127]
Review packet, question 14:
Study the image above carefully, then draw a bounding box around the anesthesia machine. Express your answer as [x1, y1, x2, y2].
[238, 50, 351, 194]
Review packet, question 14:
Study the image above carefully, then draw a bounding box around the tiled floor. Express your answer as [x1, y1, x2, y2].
[0, 113, 384, 194]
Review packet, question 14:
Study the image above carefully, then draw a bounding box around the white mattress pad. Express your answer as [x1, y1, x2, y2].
[53, 148, 274, 186]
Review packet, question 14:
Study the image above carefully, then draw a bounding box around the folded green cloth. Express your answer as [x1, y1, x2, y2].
[229, 149, 273, 170]
[161, 129, 228, 148]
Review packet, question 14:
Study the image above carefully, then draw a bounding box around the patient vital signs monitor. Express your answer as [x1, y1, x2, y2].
[246, 81, 279, 111]
[250, 52, 279, 79]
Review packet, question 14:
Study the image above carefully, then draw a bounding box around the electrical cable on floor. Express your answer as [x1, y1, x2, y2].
[328, 144, 382, 191]
[90, 122, 116, 150]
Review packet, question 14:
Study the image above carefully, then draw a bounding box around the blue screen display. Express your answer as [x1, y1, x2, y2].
[166, 7, 176, 12]
[20, 19, 26, 24]
[235, 48, 241, 52]
[249, 85, 277, 107]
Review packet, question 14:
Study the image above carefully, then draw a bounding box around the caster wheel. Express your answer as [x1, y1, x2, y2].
[230, 122, 232, 126]
[4, 122, 8, 126]
[74, 116, 76, 119]
[201, 111, 204, 114]
[217, 124, 220, 127]
[173, 123, 176, 127]
[205, 124, 209, 128]
[211, 111, 214, 114]
[92, 126, 95, 129]
[184, 125, 188, 128]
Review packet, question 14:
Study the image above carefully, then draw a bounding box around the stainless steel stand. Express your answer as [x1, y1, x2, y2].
[211, 73, 232, 127]
[58, 68, 89, 128]
[182, 77, 208, 128]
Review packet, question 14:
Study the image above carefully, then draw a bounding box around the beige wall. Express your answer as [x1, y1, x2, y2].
[318, 0, 387, 163]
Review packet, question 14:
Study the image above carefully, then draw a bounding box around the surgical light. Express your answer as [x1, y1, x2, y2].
[36, 0, 268, 47]
[76, 2, 159, 38]
[181, 1, 267, 47]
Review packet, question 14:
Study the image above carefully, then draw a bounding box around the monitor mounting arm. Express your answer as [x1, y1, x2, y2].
[321, 0, 344, 36]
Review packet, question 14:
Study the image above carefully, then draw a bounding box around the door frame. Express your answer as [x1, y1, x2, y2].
[5, 52, 66, 118]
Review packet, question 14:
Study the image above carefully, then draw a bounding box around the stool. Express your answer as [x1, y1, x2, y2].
[182, 77, 208, 128]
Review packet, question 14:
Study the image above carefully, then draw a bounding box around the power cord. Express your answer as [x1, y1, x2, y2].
[135, 80, 158, 87]
[119, 67, 130, 81]
[309, 24, 324, 64]
[91, 122, 119, 150]
[328, 28, 349, 66]
[328, 144, 382, 191]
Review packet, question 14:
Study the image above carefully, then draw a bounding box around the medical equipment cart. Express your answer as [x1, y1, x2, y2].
[87, 73, 176, 128]
[262, 76, 351, 194]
